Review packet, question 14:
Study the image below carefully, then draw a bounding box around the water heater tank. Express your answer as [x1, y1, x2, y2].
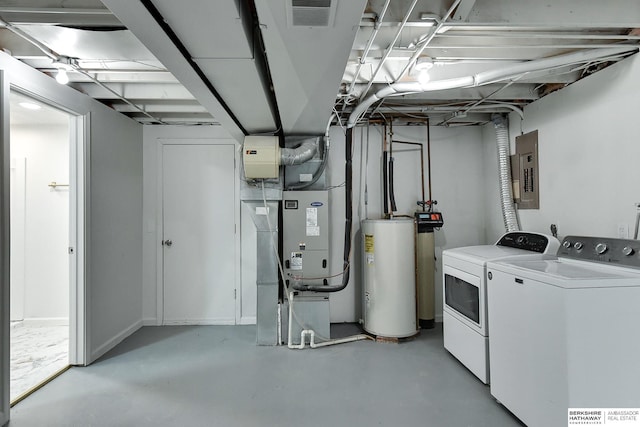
[362, 219, 417, 338]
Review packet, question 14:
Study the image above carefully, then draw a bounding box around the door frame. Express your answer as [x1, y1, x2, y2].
[7, 87, 88, 368]
[1, 69, 10, 427]
[155, 138, 240, 325]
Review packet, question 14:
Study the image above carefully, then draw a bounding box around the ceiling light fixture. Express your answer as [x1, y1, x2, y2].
[55, 69, 69, 85]
[18, 102, 42, 110]
[52, 56, 78, 85]
[414, 57, 434, 85]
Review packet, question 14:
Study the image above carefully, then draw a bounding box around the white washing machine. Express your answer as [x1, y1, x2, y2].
[442, 232, 559, 384]
[487, 236, 640, 427]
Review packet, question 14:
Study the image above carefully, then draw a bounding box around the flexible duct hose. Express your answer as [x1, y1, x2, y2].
[493, 115, 520, 232]
[280, 140, 317, 166]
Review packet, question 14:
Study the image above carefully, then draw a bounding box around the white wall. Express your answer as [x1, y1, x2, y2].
[483, 53, 640, 242]
[1, 52, 143, 364]
[327, 124, 487, 322]
[10, 124, 69, 321]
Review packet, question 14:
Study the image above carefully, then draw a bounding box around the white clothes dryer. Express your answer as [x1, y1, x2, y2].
[442, 232, 559, 384]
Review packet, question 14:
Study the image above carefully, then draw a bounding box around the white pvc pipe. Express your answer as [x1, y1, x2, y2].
[296, 330, 370, 350]
[347, 46, 638, 128]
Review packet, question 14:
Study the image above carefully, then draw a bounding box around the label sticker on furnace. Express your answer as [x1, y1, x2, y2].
[290, 252, 303, 270]
[306, 207, 319, 236]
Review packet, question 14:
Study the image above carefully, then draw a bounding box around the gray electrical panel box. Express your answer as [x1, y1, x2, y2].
[515, 130, 540, 209]
[282, 190, 329, 287]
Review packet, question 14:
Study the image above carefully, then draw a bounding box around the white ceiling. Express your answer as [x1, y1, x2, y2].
[1, 0, 638, 137]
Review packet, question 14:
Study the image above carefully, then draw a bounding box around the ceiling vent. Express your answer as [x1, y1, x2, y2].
[288, 0, 337, 27]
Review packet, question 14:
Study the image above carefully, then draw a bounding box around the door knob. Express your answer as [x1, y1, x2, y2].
[162, 239, 173, 247]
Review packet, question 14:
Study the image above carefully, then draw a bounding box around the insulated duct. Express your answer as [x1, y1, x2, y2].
[493, 115, 520, 232]
[280, 140, 317, 165]
[347, 46, 639, 128]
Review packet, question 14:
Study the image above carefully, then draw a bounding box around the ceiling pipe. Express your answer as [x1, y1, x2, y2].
[347, 46, 639, 128]
[357, 0, 419, 102]
[1, 15, 168, 124]
[347, 0, 391, 94]
[395, 0, 462, 81]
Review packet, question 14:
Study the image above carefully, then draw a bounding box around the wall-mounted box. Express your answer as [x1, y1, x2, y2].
[515, 130, 539, 209]
[243, 135, 280, 178]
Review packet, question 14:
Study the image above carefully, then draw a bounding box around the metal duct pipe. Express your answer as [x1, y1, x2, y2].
[280, 140, 317, 166]
[493, 115, 519, 232]
[347, 46, 639, 128]
[286, 137, 329, 191]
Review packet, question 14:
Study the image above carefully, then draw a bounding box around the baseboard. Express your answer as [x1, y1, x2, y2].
[239, 316, 256, 325]
[435, 314, 443, 323]
[162, 319, 235, 326]
[142, 317, 158, 326]
[90, 319, 143, 363]
[21, 317, 69, 327]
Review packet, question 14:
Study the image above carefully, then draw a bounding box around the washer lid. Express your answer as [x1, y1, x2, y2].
[488, 259, 640, 288]
[444, 245, 543, 265]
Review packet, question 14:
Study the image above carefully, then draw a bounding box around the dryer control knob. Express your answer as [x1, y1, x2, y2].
[574, 242, 583, 250]
[622, 246, 635, 256]
[562, 241, 572, 249]
[595, 243, 608, 255]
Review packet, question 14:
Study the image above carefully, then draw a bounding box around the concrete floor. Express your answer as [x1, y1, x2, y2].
[8, 324, 523, 427]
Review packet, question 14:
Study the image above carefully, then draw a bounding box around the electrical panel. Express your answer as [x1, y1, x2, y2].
[282, 190, 329, 287]
[515, 130, 539, 209]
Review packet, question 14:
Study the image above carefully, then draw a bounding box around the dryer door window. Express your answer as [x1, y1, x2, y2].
[445, 274, 480, 324]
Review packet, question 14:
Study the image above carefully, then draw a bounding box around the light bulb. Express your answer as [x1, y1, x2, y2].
[55, 69, 69, 85]
[417, 69, 431, 85]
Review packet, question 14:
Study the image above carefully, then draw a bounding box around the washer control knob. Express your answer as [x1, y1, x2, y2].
[622, 246, 635, 256]
[595, 243, 608, 255]
[562, 241, 572, 249]
[574, 242, 584, 250]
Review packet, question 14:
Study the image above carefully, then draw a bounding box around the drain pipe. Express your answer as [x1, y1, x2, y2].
[298, 330, 371, 349]
[493, 115, 520, 232]
[347, 46, 639, 128]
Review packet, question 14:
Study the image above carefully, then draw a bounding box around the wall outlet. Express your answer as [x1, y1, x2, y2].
[617, 223, 629, 239]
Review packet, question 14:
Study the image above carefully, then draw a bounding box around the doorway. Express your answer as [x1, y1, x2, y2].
[158, 141, 239, 325]
[8, 90, 82, 404]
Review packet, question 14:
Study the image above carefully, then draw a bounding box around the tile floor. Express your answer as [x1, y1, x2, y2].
[10, 321, 69, 402]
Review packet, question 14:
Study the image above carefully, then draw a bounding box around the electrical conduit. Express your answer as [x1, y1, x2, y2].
[347, 46, 639, 128]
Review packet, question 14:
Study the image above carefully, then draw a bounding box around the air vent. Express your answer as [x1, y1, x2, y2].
[288, 0, 336, 27]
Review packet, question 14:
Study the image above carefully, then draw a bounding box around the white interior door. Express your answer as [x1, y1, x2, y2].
[162, 143, 237, 324]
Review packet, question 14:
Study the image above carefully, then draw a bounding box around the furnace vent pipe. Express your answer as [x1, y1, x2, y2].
[493, 115, 520, 232]
[347, 46, 639, 128]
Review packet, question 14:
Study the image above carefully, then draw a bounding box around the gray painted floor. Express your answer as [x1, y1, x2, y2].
[9, 324, 523, 427]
